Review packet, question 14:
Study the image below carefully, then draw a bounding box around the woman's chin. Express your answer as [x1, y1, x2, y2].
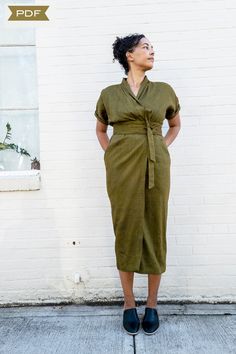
[145, 62, 154, 70]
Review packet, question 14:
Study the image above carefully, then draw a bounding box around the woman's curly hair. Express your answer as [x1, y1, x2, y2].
[112, 33, 145, 75]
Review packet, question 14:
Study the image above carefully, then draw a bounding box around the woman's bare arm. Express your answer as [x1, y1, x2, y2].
[95, 120, 110, 152]
[164, 113, 181, 147]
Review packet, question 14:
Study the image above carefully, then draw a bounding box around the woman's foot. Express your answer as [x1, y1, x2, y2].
[122, 297, 140, 335]
[141, 307, 159, 335]
[123, 307, 141, 335]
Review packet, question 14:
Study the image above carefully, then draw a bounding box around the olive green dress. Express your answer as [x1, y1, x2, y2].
[94, 75, 181, 274]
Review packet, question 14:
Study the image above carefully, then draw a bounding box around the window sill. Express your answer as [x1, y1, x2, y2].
[0, 170, 41, 191]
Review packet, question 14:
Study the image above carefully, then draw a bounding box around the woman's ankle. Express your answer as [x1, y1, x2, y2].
[123, 297, 136, 310]
[146, 296, 157, 308]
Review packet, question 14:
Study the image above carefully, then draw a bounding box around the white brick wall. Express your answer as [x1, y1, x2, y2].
[0, 0, 236, 304]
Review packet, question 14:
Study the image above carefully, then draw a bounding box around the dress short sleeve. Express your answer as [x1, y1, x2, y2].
[165, 85, 181, 120]
[94, 90, 109, 125]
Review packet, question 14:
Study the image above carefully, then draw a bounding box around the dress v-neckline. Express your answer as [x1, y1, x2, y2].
[121, 75, 149, 100]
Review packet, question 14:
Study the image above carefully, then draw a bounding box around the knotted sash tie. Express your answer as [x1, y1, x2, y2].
[113, 120, 162, 189]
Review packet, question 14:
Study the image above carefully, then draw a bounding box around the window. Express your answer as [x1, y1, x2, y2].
[0, 6, 39, 172]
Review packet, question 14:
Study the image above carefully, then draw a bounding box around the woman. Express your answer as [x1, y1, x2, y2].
[94, 33, 181, 335]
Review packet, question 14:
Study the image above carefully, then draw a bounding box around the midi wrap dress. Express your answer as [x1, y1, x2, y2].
[94, 75, 181, 274]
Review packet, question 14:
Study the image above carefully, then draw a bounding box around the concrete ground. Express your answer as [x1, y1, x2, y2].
[0, 303, 235, 354]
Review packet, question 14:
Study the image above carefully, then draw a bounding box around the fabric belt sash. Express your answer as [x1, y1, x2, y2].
[113, 120, 163, 189]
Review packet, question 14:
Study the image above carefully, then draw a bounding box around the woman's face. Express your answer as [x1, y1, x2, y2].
[126, 37, 155, 71]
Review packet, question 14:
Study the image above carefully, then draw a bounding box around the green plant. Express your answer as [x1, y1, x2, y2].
[0, 122, 40, 169]
[0, 122, 30, 156]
